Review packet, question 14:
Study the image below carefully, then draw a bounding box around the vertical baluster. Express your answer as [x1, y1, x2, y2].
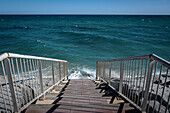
[11, 58, 21, 107]
[140, 59, 148, 107]
[67, 62, 68, 79]
[142, 59, 154, 111]
[2, 60, 13, 112]
[125, 60, 129, 97]
[29, 59, 35, 98]
[127, 60, 132, 98]
[135, 60, 140, 104]
[32, 59, 38, 96]
[132, 60, 137, 102]
[16, 58, 24, 107]
[99, 62, 101, 79]
[5, 58, 18, 112]
[20, 59, 28, 103]
[96, 62, 98, 80]
[109, 62, 112, 84]
[158, 68, 169, 112]
[26, 59, 33, 100]
[23, 59, 30, 102]
[103, 62, 105, 80]
[119, 61, 124, 93]
[63, 62, 66, 79]
[0, 61, 8, 112]
[129, 60, 134, 99]
[52, 62, 55, 84]
[137, 59, 144, 105]
[147, 62, 158, 113]
[59, 62, 61, 81]
[38, 60, 44, 94]
[152, 65, 163, 113]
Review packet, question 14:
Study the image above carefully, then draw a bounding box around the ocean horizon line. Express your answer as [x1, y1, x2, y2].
[0, 14, 170, 16]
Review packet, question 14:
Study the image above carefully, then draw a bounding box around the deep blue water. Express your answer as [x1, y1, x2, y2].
[0, 15, 170, 73]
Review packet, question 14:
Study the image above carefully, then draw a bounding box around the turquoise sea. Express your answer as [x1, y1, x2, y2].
[0, 15, 170, 75]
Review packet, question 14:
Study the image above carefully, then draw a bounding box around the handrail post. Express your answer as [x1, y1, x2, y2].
[59, 62, 61, 81]
[109, 62, 112, 84]
[103, 62, 105, 80]
[5, 58, 19, 112]
[64, 62, 65, 80]
[52, 62, 55, 85]
[96, 62, 98, 80]
[66, 62, 68, 80]
[119, 61, 124, 93]
[142, 59, 155, 111]
[38, 60, 44, 93]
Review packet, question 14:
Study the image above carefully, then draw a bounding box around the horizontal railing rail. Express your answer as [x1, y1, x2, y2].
[96, 54, 170, 113]
[0, 53, 68, 113]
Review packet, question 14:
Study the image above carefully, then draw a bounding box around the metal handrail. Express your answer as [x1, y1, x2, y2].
[0, 53, 67, 62]
[96, 54, 170, 113]
[0, 53, 68, 113]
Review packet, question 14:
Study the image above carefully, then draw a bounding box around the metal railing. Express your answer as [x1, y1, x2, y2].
[0, 53, 68, 113]
[96, 54, 170, 113]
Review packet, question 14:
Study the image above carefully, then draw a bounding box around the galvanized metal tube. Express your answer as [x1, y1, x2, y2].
[52, 62, 55, 84]
[125, 60, 129, 97]
[5, 58, 19, 112]
[147, 62, 158, 113]
[0, 79, 8, 112]
[140, 59, 148, 107]
[66, 62, 68, 79]
[132, 60, 137, 102]
[16, 58, 24, 106]
[11, 58, 21, 107]
[103, 62, 105, 80]
[137, 59, 144, 105]
[32, 59, 38, 96]
[38, 60, 44, 94]
[59, 62, 61, 81]
[26, 59, 33, 100]
[96, 62, 98, 80]
[99, 62, 101, 79]
[129, 60, 134, 99]
[64, 62, 66, 79]
[127, 60, 132, 98]
[158, 68, 169, 112]
[122, 61, 126, 95]
[23, 59, 29, 101]
[142, 60, 154, 111]
[109, 62, 112, 85]
[152, 65, 163, 113]
[20, 59, 28, 103]
[29, 59, 34, 98]
[135, 60, 140, 103]
[1, 61, 13, 112]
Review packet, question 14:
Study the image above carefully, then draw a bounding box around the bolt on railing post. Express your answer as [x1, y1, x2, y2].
[96, 62, 98, 80]
[119, 61, 124, 93]
[52, 62, 55, 85]
[5, 58, 19, 112]
[142, 59, 155, 111]
[38, 60, 44, 93]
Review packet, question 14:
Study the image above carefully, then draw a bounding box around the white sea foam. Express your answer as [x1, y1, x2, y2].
[68, 67, 96, 80]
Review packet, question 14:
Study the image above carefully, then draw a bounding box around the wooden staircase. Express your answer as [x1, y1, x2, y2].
[25, 79, 140, 113]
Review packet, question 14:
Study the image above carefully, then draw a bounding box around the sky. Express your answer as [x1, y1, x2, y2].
[0, 0, 170, 15]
